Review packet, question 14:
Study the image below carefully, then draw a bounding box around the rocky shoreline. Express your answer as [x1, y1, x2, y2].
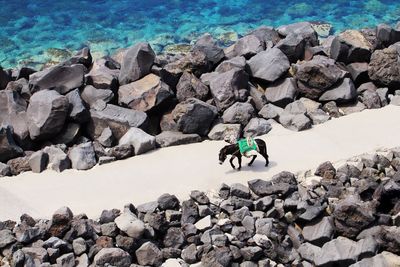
[1, 21, 400, 176]
[1, 147, 400, 266]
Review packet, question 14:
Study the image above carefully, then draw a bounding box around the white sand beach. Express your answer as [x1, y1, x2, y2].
[1, 105, 400, 221]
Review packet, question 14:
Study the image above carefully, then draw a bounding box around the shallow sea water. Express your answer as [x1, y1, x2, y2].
[1, 0, 400, 68]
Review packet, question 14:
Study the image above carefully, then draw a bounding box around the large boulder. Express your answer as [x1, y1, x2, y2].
[294, 56, 348, 100]
[119, 127, 156, 155]
[85, 58, 119, 90]
[135, 241, 163, 266]
[230, 34, 264, 58]
[68, 142, 97, 170]
[27, 90, 69, 140]
[93, 248, 131, 267]
[208, 68, 249, 111]
[62, 47, 92, 68]
[118, 73, 174, 112]
[0, 90, 30, 147]
[0, 126, 24, 162]
[222, 102, 256, 126]
[368, 43, 400, 87]
[81, 85, 114, 107]
[28, 150, 48, 173]
[347, 62, 369, 86]
[265, 78, 297, 107]
[319, 78, 357, 103]
[332, 196, 375, 238]
[161, 50, 211, 87]
[331, 30, 373, 63]
[51, 123, 81, 145]
[87, 104, 149, 140]
[276, 22, 318, 62]
[65, 89, 89, 123]
[246, 48, 290, 83]
[171, 98, 217, 136]
[376, 23, 400, 47]
[118, 42, 155, 85]
[0, 67, 10, 90]
[114, 211, 145, 239]
[208, 123, 242, 141]
[43, 146, 71, 172]
[29, 64, 85, 94]
[155, 131, 201, 148]
[176, 71, 210, 102]
[215, 56, 246, 73]
[192, 33, 225, 65]
[243, 118, 272, 137]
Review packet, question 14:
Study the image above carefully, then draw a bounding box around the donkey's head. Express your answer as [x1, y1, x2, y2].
[219, 148, 227, 165]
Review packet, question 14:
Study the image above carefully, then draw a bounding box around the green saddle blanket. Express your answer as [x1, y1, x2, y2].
[238, 138, 257, 154]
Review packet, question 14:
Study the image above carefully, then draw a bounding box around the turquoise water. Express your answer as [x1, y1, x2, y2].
[1, 0, 400, 69]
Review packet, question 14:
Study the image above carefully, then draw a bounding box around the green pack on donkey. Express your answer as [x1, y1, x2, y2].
[218, 136, 269, 171]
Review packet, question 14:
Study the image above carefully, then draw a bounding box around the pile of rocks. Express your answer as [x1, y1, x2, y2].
[1, 147, 400, 266]
[2, 22, 400, 176]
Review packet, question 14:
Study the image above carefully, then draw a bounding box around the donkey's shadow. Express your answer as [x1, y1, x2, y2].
[224, 160, 277, 174]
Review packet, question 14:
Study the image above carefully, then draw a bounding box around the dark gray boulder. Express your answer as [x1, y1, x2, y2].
[118, 127, 156, 155]
[118, 42, 155, 85]
[0, 67, 10, 90]
[27, 90, 69, 140]
[135, 241, 163, 266]
[276, 22, 318, 62]
[0, 229, 16, 248]
[28, 150, 48, 173]
[62, 47, 92, 68]
[66, 89, 89, 123]
[231, 34, 264, 58]
[208, 123, 242, 141]
[119, 73, 173, 112]
[319, 78, 357, 103]
[155, 131, 201, 148]
[208, 68, 249, 111]
[51, 123, 81, 145]
[347, 62, 369, 86]
[258, 103, 284, 121]
[277, 22, 318, 46]
[330, 30, 373, 63]
[29, 64, 85, 94]
[87, 103, 149, 140]
[294, 56, 347, 100]
[265, 78, 297, 107]
[171, 98, 217, 136]
[0, 125, 24, 163]
[246, 48, 290, 83]
[302, 217, 334, 246]
[85, 58, 119, 90]
[243, 118, 272, 137]
[93, 248, 131, 267]
[222, 102, 256, 126]
[333, 196, 375, 238]
[68, 142, 97, 170]
[81, 85, 114, 108]
[161, 50, 211, 88]
[193, 33, 225, 65]
[97, 127, 114, 148]
[215, 56, 246, 73]
[0, 90, 30, 147]
[176, 71, 210, 102]
[368, 43, 400, 87]
[0, 162, 11, 177]
[43, 146, 71, 172]
[360, 89, 382, 109]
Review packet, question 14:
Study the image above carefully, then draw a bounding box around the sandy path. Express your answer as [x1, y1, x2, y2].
[1, 105, 400, 221]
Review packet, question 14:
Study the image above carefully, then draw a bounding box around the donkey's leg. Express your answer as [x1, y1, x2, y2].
[259, 143, 269, 167]
[237, 155, 242, 171]
[248, 155, 257, 166]
[229, 156, 236, 169]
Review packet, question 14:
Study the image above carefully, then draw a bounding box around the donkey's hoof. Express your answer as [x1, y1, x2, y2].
[248, 163, 252, 166]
